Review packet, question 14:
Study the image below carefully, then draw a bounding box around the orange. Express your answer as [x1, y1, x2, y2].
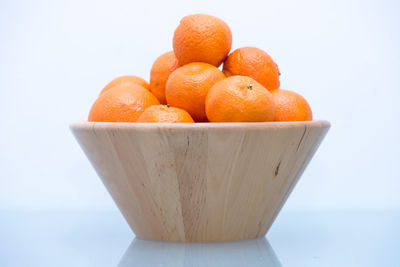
[149, 51, 180, 104]
[223, 47, 280, 90]
[100, 75, 149, 95]
[88, 83, 160, 122]
[173, 14, 232, 67]
[270, 89, 312, 121]
[166, 62, 225, 121]
[205, 76, 274, 122]
[137, 104, 194, 123]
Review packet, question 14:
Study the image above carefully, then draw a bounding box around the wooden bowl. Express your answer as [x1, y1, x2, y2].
[70, 121, 330, 242]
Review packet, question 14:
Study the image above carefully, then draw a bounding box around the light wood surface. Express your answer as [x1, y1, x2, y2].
[70, 121, 330, 242]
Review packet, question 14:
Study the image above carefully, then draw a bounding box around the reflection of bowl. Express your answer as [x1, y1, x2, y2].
[118, 237, 282, 267]
[71, 121, 330, 242]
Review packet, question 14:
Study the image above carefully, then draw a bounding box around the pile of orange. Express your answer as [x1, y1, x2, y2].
[88, 14, 313, 123]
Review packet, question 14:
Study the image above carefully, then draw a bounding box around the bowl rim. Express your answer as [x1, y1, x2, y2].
[70, 120, 330, 131]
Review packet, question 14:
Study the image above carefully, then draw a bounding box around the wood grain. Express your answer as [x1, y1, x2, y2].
[71, 121, 330, 242]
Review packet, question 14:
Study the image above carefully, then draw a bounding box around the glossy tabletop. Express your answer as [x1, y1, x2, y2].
[1, 210, 399, 267]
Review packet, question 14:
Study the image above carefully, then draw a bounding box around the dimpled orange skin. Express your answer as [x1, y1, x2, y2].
[223, 47, 280, 91]
[205, 76, 275, 122]
[88, 84, 160, 122]
[100, 75, 149, 95]
[173, 14, 232, 67]
[137, 105, 194, 123]
[149, 51, 181, 104]
[166, 62, 225, 121]
[270, 89, 313, 121]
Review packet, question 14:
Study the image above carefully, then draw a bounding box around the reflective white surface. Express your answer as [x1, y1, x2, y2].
[0, 210, 399, 267]
[119, 238, 281, 267]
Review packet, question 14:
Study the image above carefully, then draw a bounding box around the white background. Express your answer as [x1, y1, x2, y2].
[1, 0, 399, 211]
